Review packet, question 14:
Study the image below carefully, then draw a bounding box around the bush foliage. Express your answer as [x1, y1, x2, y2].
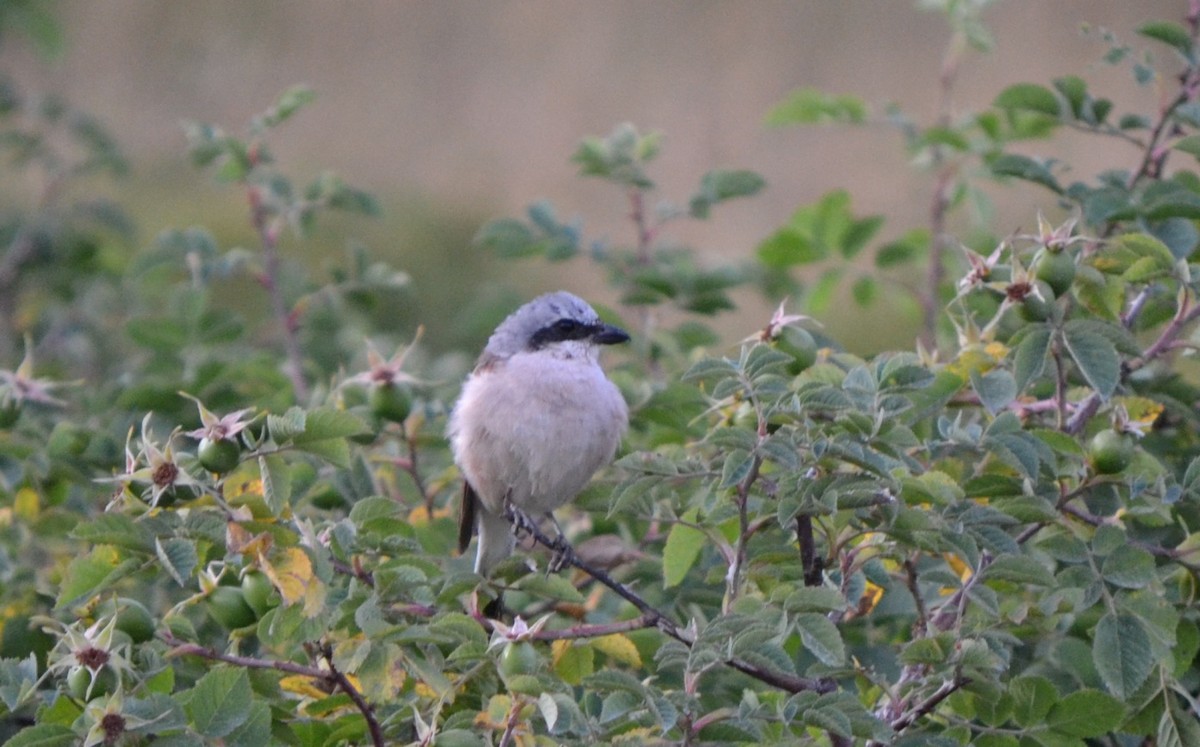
[3, 4, 1200, 746]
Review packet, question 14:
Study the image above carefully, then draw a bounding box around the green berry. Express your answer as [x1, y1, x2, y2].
[240, 570, 277, 618]
[198, 437, 241, 474]
[67, 665, 119, 701]
[1034, 249, 1076, 297]
[206, 586, 258, 629]
[114, 598, 155, 644]
[775, 327, 817, 375]
[1089, 429, 1134, 475]
[369, 382, 413, 424]
[498, 641, 540, 680]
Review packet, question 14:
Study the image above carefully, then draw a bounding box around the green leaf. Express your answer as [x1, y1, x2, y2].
[1101, 544, 1156, 589]
[1062, 327, 1119, 400]
[517, 573, 586, 604]
[224, 700, 272, 747]
[187, 665, 253, 738]
[256, 85, 316, 129]
[990, 153, 1062, 193]
[983, 555, 1054, 586]
[1093, 612, 1154, 699]
[155, 537, 198, 586]
[842, 216, 884, 258]
[689, 170, 765, 218]
[851, 276, 876, 306]
[473, 218, 539, 258]
[56, 548, 137, 609]
[970, 368, 1016, 415]
[554, 642, 595, 686]
[1173, 134, 1200, 161]
[1, 724, 78, 747]
[259, 454, 293, 515]
[1159, 695, 1200, 747]
[1009, 675, 1058, 727]
[126, 317, 187, 351]
[1046, 689, 1124, 737]
[795, 613, 845, 666]
[994, 83, 1061, 116]
[765, 87, 867, 126]
[1137, 20, 1193, 56]
[757, 227, 822, 267]
[663, 510, 706, 588]
[1012, 325, 1050, 392]
[875, 229, 928, 268]
[70, 513, 155, 553]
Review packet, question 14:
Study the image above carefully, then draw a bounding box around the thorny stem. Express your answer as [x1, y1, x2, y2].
[396, 421, 433, 515]
[1066, 295, 1200, 434]
[920, 25, 967, 349]
[248, 184, 310, 402]
[163, 633, 385, 747]
[1051, 336, 1069, 430]
[503, 508, 836, 696]
[724, 453, 762, 613]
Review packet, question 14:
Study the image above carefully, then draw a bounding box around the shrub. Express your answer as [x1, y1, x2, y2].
[3, 5, 1200, 746]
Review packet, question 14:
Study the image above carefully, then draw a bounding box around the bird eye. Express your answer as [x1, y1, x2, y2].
[554, 319, 580, 333]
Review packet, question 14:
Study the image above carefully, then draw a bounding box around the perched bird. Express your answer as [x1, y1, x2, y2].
[449, 291, 630, 577]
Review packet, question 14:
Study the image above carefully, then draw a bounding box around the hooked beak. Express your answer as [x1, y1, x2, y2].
[591, 323, 631, 345]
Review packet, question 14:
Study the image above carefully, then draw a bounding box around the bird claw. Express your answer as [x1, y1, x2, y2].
[547, 536, 577, 574]
[501, 502, 575, 574]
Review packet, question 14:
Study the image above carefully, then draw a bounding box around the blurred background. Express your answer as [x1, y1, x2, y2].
[0, 0, 1186, 354]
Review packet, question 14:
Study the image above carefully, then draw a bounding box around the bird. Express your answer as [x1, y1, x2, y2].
[449, 291, 630, 579]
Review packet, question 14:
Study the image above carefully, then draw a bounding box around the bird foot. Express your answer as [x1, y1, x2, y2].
[546, 535, 578, 574]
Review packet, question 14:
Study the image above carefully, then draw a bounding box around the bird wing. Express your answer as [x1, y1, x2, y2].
[458, 480, 479, 554]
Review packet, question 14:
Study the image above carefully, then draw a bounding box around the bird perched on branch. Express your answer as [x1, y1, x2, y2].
[449, 291, 629, 578]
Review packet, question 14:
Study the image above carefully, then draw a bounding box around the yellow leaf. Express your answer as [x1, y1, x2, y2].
[476, 694, 513, 729]
[414, 681, 438, 700]
[944, 553, 972, 582]
[280, 674, 327, 699]
[226, 522, 273, 557]
[407, 505, 452, 526]
[262, 546, 315, 607]
[225, 477, 263, 500]
[1116, 396, 1164, 428]
[550, 638, 571, 666]
[859, 582, 884, 614]
[592, 634, 642, 667]
[13, 487, 38, 520]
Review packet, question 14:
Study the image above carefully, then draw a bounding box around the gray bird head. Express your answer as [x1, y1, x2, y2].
[480, 291, 630, 363]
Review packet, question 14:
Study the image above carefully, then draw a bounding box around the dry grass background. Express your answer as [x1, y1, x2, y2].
[0, 1, 1186, 352]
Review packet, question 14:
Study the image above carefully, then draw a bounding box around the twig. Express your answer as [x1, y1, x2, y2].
[724, 453, 763, 612]
[318, 643, 386, 747]
[504, 508, 836, 695]
[163, 632, 385, 747]
[248, 183, 309, 402]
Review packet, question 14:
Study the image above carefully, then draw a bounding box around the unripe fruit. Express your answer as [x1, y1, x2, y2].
[67, 665, 119, 701]
[206, 586, 258, 629]
[114, 598, 155, 644]
[47, 422, 91, 458]
[369, 382, 412, 424]
[775, 327, 817, 375]
[198, 437, 241, 474]
[240, 570, 277, 618]
[1089, 429, 1134, 475]
[1034, 249, 1076, 297]
[0, 398, 20, 429]
[498, 641, 540, 681]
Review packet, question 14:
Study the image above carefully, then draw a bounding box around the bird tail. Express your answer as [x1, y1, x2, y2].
[459, 481, 516, 576]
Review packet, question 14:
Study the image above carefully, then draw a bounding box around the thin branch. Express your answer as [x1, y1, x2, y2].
[248, 184, 310, 402]
[503, 507, 836, 695]
[164, 633, 385, 747]
[887, 676, 971, 735]
[319, 644, 385, 747]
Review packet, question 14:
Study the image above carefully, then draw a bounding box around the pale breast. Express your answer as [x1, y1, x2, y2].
[448, 352, 628, 515]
